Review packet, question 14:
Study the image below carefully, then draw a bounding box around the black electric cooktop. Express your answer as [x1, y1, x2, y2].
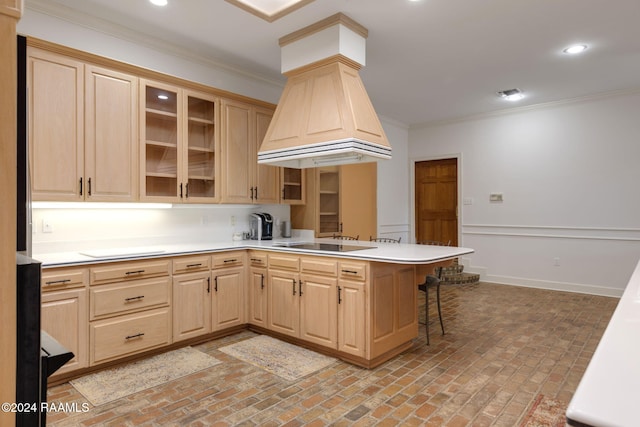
[272, 242, 376, 252]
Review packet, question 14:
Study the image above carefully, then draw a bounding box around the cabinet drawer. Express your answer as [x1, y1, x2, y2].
[248, 251, 268, 268]
[90, 277, 171, 320]
[269, 254, 300, 271]
[90, 259, 171, 285]
[301, 257, 337, 276]
[173, 255, 211, 274]
[42, 268, 88, 291]
[90, 307, 171, 365]
[212, 251, 244, 269]
[339, 261, 368, 281]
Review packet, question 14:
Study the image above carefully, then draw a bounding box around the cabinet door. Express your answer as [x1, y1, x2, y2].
[267, 269, 300, 338]
[249, 266, 267, 327]
[28, 48, 84, 201]
[173, 271, 211, 342]
[337, 280, 366, 357]
[140, 79, 181, 201]
[300, 274, 337, 348]
[41, 288, 88, 376]
[340, 163, 377, 239]
[184, 90, 219, 202]
[85, 65, 138, 202]
[212, 266, 245, 330]
[281, 167, 306, 204]
[254, 107, 279, 204]
[220, 99, 253, 203]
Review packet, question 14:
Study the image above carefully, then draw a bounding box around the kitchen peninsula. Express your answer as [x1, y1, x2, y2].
[36, 239, 473, 381]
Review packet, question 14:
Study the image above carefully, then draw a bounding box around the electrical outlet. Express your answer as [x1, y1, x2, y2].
[230, 215, 236, 226]
[554, 257, 560, 266]
[42, 219, 53, 233]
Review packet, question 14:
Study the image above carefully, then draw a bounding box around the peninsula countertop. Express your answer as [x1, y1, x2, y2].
[34, 238, 474, 268]
[566, 258, 637, 427]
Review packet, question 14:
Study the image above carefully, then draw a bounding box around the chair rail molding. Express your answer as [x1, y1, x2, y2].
[462, 224, 640, 242]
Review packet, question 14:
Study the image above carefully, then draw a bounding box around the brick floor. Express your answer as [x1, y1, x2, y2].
[46, 282, 618, 426]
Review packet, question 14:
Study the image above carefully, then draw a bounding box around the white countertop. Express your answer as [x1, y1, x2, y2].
[34, 238, 474, 267]
[566, 259, 638, 427]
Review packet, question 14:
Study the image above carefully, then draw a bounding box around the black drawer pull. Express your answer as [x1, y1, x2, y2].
[125, 332, 145, 340]
[341, 269, 358, 275]
[292, 279, 296, 295]
[251, 258, 263, 263]
[124, 295, 145, 302]
[45, 279, 71, 285]
[260, 274, 264, 289]
[186, 263, 202, 268]
[223, 259, 238, 263]
[125, 270, 145, 275]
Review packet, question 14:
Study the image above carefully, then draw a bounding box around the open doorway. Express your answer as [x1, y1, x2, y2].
[414, 158, 458, 246]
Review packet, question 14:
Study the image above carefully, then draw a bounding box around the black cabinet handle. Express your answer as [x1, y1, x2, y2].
[341, 269, 358, 275]
[125, 270, 145, 275]
[214, 276, 218, 292]
[223, 259, 237, 263]
[292, 279, 296, 295]
[180, 183, 183, 198]
[125, 332, 144, 340]
[88, 177, 92, 196]
[124, 295, 145, 302]
[260, 274, 264, 289]
[185, 182, 189, 198]
[45, 279, 71, 285]
[207, 277, 211, 293]
[79, 177, 83, 196]
[186, 263, 202, 268]
[299, 280, 303, 296]
[338, 286, 342, 304]
[255, 187, 258, 200]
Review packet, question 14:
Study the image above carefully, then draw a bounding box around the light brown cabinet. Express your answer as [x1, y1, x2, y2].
[173, 271, 212, 342]
[248, 252, 268, 328]
[291, 163, 377, 238]
[280, 167, 306, 204]
[211, 252, 246, 330]
[41, 267, 89, 378]
[28, 48, 138, 202]
[337, 261, 367, 358]
[220, 99, 279, 204]
[88, 259, 172, 365]
[140, 79, 219, 202]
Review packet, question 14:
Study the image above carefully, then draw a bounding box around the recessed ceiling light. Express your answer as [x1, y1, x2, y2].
[563, 44, 588, 54]
[497, 88, 524, 101]
[149, 0, 168, 6]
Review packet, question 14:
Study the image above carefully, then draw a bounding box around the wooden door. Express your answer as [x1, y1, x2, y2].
[267, 269, 300, 338]
[212, 266, 245, 330]
[172, 272, 211, 342]
[299, 274, 337, 348]
[340, 163, 377, 240]
[220, 99, 252, 203]
[28, 48, 84, 201]
[85, 65, 138, 202]
[415, 158, 458, 246]
[254, 107, 279, 203]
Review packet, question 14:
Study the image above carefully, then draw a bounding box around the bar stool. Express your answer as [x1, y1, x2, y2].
[369, 236, 401, 243]
[332, 234, 359, 240]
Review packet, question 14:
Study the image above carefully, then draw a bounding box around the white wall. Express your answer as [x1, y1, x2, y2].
[409, 91, 640, 296]
[377, 118, 411, 243]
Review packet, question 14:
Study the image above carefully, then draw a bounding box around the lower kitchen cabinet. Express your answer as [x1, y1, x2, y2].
[267, 268, 300, 337]
[90, 307, 171, 365]
[173, 271, 212, 342]
[299, 274, 337, 348]
[212, 252, 246, 330]
[248, 252, 268, 328]
[41, 287, 89, 377]
[337, 280, 366, 357]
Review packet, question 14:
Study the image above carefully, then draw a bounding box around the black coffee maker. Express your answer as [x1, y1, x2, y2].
[250, 213, 273, 240]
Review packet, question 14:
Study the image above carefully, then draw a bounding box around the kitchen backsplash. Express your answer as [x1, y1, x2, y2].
[31, 204, 290, 254]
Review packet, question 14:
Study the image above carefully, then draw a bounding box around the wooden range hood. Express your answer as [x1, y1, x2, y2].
[258, 13, 391, 169]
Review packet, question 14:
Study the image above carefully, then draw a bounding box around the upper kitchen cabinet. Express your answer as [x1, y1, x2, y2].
[140, 79, 219, 203]
[28, 48, 138, 202]
[291, 163, 377, 239]
[220, 99, 279, 204]
[280, 168, 306, 205]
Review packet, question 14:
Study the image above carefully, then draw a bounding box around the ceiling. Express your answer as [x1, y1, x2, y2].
[25, 0, 640, 126]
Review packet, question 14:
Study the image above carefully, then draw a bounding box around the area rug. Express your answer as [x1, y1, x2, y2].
[218, 335, 336, 381]
[520, 394, 567, 427]
[70, 346, 221, 406]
